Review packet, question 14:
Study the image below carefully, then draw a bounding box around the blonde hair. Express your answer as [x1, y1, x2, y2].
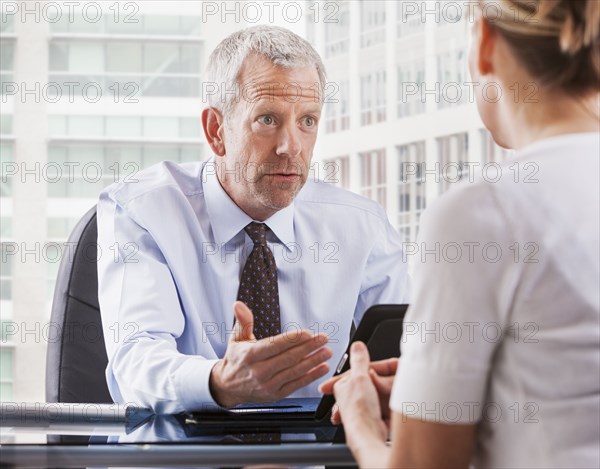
[479, 0, 600, 94]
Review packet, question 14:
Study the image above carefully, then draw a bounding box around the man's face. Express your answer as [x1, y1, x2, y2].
[218, 55, 322, 221]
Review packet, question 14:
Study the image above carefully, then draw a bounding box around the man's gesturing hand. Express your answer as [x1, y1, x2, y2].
[209, 301, 332, 408]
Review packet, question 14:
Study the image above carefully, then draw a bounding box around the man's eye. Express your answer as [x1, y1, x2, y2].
[258, 115, 274, 125]
[304, 116, 315, 127]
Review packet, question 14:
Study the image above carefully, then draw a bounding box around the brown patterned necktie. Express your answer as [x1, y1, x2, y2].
[237, 222, 281, 340]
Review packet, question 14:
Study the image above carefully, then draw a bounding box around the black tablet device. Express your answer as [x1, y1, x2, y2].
[314, 304, 408, 421]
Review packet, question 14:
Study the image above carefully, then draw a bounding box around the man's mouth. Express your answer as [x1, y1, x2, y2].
[269, 173, 300, 178]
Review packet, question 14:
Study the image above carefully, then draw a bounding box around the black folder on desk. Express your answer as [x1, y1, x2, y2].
[179, 398, 344, 443]
[184, 398, 320, 426]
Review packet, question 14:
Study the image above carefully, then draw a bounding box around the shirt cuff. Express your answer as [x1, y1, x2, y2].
[389, 360, 487, 424]
[173, 357, 221, 412]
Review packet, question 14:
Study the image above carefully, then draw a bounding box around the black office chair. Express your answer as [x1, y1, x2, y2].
[46, 205, 112, 404]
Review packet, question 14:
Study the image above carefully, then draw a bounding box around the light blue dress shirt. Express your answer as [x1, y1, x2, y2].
[97, 159, 409, 414]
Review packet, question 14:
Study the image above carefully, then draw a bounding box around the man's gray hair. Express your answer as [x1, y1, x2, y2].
[205, 25, 327, 115]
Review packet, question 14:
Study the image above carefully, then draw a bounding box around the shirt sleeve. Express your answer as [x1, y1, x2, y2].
[97, 191, 220, 414]
[390, 182, 521, 424]
[354, 208, 411, 324]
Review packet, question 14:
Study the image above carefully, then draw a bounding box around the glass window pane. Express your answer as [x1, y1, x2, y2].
[179, 146, 202, 163]
[0, 114, 11, 134]
[50, 14, 70, 33]
[143, 146, 175, 167]
[0, 144, 12, 165]
[48, 115, 67, 135]
[105, 117, 142, 138]
[0, 42, 14, 71]
[68, 116, 104, 137]
[0, 350, 12, 381]
[179, 44, 201, 73]
[143, 43, 178, 74]
[106, 14, 143, 34]
[0, 244, 11, 276]
[106, 42, 142, 73]
[68, 43, 104, 73]
[143, 76, 200, 97]
[0, 278, 11, 300]
[0, 382, 12, 401]
[179, 118, 200, 138]
[48, 145, 67, 165]
[49, 43, 69, 71]
[144, 117, 178, 138]
[0, 217, 11, 238]
[0, 12, 15, 33]
[144, 15, 180, 34]
[74, 145, 104, 165]
[105, 146, 142, 169]
[70, 15, 103, 34]
[180, 16, 201, 36]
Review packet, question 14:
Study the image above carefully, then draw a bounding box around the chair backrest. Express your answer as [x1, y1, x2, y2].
[46, 206, 112, 404]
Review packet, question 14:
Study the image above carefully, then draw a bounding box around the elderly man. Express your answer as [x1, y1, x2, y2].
[97, 26, 408, 414]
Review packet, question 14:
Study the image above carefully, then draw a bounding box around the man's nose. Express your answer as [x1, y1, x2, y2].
[276, 124, 302, 158]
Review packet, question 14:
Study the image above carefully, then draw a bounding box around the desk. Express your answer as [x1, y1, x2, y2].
[0, 402, 356, 468]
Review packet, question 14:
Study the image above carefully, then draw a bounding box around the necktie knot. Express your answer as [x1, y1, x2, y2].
[244, 222, 267, 246]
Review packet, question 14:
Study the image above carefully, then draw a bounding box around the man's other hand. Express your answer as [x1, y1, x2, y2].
[209, 301, 332, 408]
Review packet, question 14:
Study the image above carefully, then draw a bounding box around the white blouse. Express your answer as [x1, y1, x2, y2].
[390, 133, 600, 468]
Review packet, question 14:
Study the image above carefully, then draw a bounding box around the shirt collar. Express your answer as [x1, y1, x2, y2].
[203, 159, 295, 250]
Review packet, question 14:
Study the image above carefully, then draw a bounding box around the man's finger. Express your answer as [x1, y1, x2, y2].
[232, 301, 255, 342]
[260, 336, 331, 379]
[267, 346, 333, 388]
[277, 362, 330, 397]
[349, 341, 370, 373]
[251, 330, 328, 362]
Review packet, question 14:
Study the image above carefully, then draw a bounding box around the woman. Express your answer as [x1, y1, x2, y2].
[320, 1, 599, 467]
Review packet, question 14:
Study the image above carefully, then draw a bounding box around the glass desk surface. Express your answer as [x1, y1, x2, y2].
[0, 401, 355, 468]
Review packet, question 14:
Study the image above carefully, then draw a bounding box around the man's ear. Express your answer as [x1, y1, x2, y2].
[202, 107, 226, 157]
[478, 18, 496, 76]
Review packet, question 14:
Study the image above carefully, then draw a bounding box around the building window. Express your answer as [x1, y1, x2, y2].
[48, 115, 202, 140]
[0, 347, 13, 401]
[0, 218, 10, 239]
[398, 142, 426, 243]
[437, 132, 469, 194]
[360, 0, 386, 48]
[325, 1, 350, 58]
[46, 143, 203, 199]
[323, 155, 350, 189]
[0, 144, 12, 198]
[436, 48, 468, 109]
[361, 70, 386, 126]
[480, 129, 511, 164]
[0, 114, 12, 135]
[436, 1, 466, 28]
[49, 14, 202, 36]
[47, 218, 80, 240]
[0, 243, 12, 302]
[325, 80, 350, 134]
[397, 2, 425, 37]
[0, 39, 15, 94]
[360, 149, 386, 208]
[397, 61, 426, 118]
[48, 41, 203, 98]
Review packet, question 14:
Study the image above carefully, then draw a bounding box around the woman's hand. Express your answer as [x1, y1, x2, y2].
[327, 341, 390, 467]
[320, 353, 398, 428]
